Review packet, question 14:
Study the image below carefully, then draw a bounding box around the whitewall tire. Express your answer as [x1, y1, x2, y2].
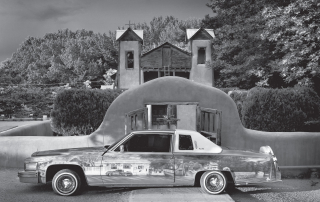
[200, 171, 227, 194]
[52, 169, 81, 196]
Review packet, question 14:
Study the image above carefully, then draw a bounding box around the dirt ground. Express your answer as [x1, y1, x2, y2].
[229, 178, 320, 202]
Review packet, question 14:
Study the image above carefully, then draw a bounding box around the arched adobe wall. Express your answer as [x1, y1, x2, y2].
[89, 76, 244, 146]
[0, 136, 88, 168]
[1, 76, 319, 168]
[89, 76, 320, 167]
[238, 129, 320, 166]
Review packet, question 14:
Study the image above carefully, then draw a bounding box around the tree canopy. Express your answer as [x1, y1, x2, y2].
[261, 0, 320, 91]
[203, 0, 320, 93]
[0, 29, 118, 86]
[1, 0, 320, 95]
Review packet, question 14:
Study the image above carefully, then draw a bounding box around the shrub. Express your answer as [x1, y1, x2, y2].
[50, 88, 123, 136]
[0, 86, 59, 118]
[0, 98, 23, 117]
[228, 90, 248, 122]
[242, 86, 320, 132]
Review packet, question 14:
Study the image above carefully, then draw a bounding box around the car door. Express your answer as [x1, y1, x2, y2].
[101, 132, 174, 186]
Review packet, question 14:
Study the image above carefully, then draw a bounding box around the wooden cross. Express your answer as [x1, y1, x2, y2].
[157, 115, 180, 129]
[125, 21, 136, 28]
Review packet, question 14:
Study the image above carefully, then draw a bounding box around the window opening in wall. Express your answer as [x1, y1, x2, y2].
[126, 51, 134, 69]
[197, 47, 206, 64]
[179, 134, 194, 150]
[152, 105, 177, 126]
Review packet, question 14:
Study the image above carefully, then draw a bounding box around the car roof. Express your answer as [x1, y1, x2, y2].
[131, 129, 195, 134]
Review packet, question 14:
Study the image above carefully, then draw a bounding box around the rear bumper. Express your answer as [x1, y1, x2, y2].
[18, 171, 40, 183]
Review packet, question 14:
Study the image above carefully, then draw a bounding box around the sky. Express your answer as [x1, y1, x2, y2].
[0, 0, 213, 63]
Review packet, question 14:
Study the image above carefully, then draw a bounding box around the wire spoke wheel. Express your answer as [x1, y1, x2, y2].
[52, 169, 82, 196]
[56, 174, 76, 194]
[200, 171, 226, 194]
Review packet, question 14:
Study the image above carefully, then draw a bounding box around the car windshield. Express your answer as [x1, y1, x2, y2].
[105, 133, 129, 150]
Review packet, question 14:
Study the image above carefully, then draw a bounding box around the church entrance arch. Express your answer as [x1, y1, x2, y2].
[124, 102, 222, 145]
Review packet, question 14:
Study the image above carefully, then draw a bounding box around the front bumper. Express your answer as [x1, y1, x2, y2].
[18, 171, 40, 183]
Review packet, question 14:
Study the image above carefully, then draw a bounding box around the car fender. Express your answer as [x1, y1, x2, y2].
[45, 163, 88, 185]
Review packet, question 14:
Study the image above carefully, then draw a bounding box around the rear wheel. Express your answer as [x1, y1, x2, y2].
[200, 171, 226, 194]
[52, 169, 82, 196]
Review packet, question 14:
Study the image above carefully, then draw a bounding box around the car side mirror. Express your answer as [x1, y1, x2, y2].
[120, 145, 124, 153]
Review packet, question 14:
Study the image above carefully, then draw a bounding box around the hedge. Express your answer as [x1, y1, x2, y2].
[51, 89, 123, 136]
[242, 86, 320, 132]
[228, 90, 248, 123]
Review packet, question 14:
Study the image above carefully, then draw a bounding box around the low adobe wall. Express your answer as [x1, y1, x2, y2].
[0, 120, 53, 136]
[0, 77, 319, 169]
[0, 136, 88, 168]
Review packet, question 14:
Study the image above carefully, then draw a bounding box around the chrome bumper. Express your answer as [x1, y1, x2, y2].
[18, 171, 40, 183]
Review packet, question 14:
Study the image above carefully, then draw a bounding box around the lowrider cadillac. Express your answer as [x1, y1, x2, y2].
[18, 129, 281, 196]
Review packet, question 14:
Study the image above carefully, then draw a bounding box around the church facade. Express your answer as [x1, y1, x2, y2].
[115, 27, 215, 89]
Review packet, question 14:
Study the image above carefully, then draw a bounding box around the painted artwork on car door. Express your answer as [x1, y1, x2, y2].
[101, 133, 174, 185]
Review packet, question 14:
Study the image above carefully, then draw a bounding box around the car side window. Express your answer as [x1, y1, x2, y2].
[116, 134, 172, 152]
[179, 134, 194, 150]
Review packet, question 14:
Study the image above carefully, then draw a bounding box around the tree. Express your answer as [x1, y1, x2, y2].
[203, 0, 293, 89]
[261, 0, 320, 93]
[136, 16, 202, 53]
[1, 29, 118, 86]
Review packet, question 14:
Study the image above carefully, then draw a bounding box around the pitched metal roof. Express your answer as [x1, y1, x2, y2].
[186, 28, 215, 40]
[141, 42, 191, 57]
[116, 29, 143, 41]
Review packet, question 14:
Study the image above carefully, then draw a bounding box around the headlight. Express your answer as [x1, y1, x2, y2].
[25, 162, 38, 171]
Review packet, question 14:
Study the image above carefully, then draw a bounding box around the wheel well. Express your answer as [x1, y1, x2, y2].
[46, 165, 87, 185]
[194, 170, 235, 187]
[194, 171, 206, 186]
[221, 171, 235, 185]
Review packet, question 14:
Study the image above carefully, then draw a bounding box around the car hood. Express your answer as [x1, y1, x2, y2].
[31, 146, 108, 157]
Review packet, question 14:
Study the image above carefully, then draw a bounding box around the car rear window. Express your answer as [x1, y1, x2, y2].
[179, 135, 194, 150]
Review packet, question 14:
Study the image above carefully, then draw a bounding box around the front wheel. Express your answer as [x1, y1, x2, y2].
[52, 169, 82, 196]
[200, 171, 226, 194]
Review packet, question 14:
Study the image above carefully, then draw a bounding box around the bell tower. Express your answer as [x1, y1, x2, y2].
[116, 28, 143, 89]
[187, 28, 215, 86]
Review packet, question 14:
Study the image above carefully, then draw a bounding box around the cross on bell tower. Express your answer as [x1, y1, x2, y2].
[125, 20, 136, 29]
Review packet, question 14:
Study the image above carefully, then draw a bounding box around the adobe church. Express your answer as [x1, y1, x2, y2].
[115, 27, 215, 89]
[111, 27, 221, 145]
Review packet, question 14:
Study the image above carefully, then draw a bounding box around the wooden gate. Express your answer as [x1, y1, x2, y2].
[196, 107, 222, 146]
[125, 107, 148, 135]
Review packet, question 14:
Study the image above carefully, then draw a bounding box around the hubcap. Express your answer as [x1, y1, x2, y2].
[56, 174, 76, 194]
[205, 173, 224, 192]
